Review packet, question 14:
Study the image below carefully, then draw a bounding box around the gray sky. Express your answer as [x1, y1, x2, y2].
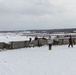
[0, 0, 76, 31]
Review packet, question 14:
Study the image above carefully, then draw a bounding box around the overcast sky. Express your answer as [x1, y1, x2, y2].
[0, 0, 76, 31]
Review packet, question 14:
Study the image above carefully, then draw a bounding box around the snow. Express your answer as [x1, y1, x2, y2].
[0, 35, 34, 43]
[0, 34, 76, 75]
[0, 45, 76, 75]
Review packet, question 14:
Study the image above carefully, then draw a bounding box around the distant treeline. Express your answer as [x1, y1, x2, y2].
[0, 28, 76, 33]
[28, 28, 76, 34]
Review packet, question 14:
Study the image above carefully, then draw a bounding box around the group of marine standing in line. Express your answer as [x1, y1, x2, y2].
[47, 35, 74, 50]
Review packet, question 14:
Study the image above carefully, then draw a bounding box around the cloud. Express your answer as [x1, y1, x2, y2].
[0, 0, 76, 30]
[0, 0, 65, 16]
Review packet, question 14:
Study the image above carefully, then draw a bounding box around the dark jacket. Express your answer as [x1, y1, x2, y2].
[69, 37, 73, 44]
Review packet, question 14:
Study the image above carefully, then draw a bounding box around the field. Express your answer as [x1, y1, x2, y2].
[0, 33, 76, 75]
[0, 44, 76, 75]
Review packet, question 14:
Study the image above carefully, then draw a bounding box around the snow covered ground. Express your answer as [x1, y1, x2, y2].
[0, 44, 76, 75]
[0, 35, 34, 43]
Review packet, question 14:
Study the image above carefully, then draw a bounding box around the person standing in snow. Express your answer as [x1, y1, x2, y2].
[47, 35, 53, 50]
[68, 35, 73, 47]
